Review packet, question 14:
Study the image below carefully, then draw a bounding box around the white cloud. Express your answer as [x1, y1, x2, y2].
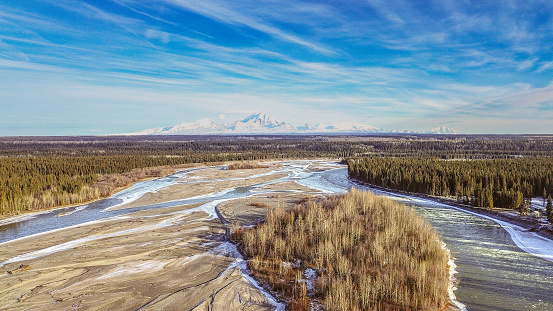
[537, 61, 553, 73]
[110, 0, 178, 26]
[517, 58, 537, 71]
[364, 0, 406, 25]
[145, 29, 170, 44]
[161, 0, 336, 54]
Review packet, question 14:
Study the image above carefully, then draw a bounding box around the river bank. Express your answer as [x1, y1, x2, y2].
[0, 160, 460, 310]
[0, 162, 300, 310]
[2, 161, 552, 310]
[0, 158, 336, 223]
[0, 164, 195, 221]
[349, 179, 553, 242]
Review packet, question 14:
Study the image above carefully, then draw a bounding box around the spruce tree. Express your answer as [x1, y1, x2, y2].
[519, 199, 529, 216]
[486, 186, 494, 209]
[546, 196, 553, 225]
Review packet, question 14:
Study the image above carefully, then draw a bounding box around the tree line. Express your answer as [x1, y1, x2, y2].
[3, 135, 553, 158]
[0, 139, 363, 215]
[347, 157, 553, 210]
[3, 134, 553, 216]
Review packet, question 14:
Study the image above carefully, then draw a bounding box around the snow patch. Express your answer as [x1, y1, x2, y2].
[304, 268, 317, 296]
[443, 243, 467, 311]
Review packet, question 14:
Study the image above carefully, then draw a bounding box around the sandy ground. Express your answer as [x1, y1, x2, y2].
[184, 164, 282, 181]
[112, 170, 289, 211]
[253, 181, 320, 193]
[217, 193, 316, 227]
[216, 176, 326, 226]
[1, 162, 465, 311]
[0, 166, 309, 311]
[0, 201, 280, 310]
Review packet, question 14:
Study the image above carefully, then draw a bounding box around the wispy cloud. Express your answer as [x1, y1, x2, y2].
[364, 0, 406, 25]
[537, 61, 553, 73]
[517, 58, 537, 71]
[110, 0, 178, 26]
[161, 0, 336, 55]
[1, 0, 552, 134]
[426, 82, 553, 121]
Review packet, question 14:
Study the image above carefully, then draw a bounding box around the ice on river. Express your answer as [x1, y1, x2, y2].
[363, 186, 553, 263]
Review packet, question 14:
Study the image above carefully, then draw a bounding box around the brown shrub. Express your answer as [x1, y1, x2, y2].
[250, 202, 270, 208]
[227, 162, 269, 170]
[234, 189, 450, 310]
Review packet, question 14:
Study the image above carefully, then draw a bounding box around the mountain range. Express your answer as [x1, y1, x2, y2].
[126, 113, 457, 135]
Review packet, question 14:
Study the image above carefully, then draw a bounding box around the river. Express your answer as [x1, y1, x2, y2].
[1, 161, 552, 310]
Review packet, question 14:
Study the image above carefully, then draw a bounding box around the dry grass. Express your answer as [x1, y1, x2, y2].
[227, 162, 269, 170]
[250, 202, 270, 208]
[233, 189, 450, 310]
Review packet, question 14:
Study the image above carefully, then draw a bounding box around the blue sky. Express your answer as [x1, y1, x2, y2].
[1, 0, 552, 135]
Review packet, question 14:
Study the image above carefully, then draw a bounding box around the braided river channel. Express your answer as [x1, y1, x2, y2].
[1, 161, 552, 310]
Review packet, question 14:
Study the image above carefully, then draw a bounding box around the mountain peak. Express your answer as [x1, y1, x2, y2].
[232, 113, 294, 131]
[125, 112, 385, 135]
[241, 113, 281, 126]
[428, 126, 457, 134]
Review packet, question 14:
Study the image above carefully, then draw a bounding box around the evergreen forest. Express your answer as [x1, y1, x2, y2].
[2, 134, 553, 215]
[347, 157, 553, 210]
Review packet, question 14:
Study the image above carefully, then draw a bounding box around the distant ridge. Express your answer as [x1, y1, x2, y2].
[125, 113, 458, 135]
[428, 126, 458, 134]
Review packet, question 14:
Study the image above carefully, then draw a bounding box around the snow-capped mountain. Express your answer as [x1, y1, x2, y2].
[311, 122, 381, 133]
[125, 112, 458, 135]
[226, 113, 296, 133]
[126, 112, 383, 135]
[428, 126, 458, 134]
[388, 129, 420, 134]
[129, 118, 221, 135]
[240, 113, 289, 128]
